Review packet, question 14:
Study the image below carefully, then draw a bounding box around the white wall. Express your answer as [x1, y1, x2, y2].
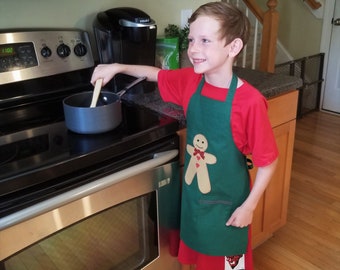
[1, 0, 323, 61]
[0, 0, 209, 54]
[257, 0, 323, 59]
[0, 0, 212, 31]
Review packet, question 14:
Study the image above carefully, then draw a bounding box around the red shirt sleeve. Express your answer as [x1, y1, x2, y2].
[158, 68, 201, 115]
[230, 81, 279, 167]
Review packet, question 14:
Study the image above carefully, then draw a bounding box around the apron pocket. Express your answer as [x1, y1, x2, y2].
[197, 196, 234, 228]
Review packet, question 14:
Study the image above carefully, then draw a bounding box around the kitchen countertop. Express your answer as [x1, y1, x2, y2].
[123, 67, 303, 126]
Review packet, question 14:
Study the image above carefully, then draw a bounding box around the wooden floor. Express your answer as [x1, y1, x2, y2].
[253, 111, 340, 269]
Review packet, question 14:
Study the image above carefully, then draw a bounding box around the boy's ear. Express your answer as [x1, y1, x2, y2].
[229, 38, 244, 57]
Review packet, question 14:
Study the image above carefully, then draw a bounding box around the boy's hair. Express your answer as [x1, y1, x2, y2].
[188, 1, 250, 47]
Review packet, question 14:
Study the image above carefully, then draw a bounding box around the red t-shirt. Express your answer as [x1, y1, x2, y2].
[158, 67, 278, 167]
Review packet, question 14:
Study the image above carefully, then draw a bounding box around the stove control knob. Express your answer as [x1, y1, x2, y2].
[41, 46, 52, 58]
[57, 43, 71, 58]
[74, 43, 87, 57]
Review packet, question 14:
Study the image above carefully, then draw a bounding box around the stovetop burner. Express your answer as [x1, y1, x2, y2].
[0, 100, 64, 136]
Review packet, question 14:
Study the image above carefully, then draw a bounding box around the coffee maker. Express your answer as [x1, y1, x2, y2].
[93, 7, 157, 93]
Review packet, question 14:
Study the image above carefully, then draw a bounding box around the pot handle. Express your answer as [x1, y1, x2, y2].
[116, 76, 147, 97]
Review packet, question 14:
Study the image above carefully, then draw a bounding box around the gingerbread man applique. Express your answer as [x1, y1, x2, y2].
[185, 134, 217, 194]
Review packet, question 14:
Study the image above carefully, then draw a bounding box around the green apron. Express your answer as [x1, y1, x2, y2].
[181, 74, 250, 256]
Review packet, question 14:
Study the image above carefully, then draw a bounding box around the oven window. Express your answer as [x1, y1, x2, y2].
[3, 192, 158, 270]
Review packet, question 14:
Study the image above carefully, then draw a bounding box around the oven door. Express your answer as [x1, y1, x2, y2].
[0, 150, 181, 270]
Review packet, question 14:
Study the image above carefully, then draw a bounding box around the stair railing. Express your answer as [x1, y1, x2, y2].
[304, 0, 322, 10]
[259, 0, 279, 72]
[223, 0, 279, 73]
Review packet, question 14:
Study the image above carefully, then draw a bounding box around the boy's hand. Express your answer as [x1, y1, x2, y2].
[226, 205, 253, 228]
[91, 64, 118, 86]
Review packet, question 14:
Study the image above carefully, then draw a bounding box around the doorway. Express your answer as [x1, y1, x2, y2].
[320, 0, 340, 114]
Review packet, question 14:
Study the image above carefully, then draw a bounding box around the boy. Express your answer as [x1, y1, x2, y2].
[91, 2, 278, 269]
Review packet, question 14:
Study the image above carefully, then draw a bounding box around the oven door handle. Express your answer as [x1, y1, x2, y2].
[0, 149, 178, 230]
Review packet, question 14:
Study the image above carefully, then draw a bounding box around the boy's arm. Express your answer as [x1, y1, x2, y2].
[90, 63, 161, 86]
[226, 157, 278, 228]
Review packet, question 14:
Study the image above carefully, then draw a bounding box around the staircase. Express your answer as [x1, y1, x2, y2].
[223, 0, 281, 72]
[226, 0, 325, 118]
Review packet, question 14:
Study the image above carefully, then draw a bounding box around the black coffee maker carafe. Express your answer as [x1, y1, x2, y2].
[94, 7, 157, 93]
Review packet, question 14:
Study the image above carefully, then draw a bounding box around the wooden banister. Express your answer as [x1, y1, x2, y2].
[259, 0, 279, 73]
[224, 0, 279, 72]
[231, 0, 279, 72]
[305, 0, 322, 10]
[243, 0, 264, 22]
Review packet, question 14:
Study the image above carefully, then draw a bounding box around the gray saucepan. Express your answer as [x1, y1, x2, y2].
[63, 76, 146, 134]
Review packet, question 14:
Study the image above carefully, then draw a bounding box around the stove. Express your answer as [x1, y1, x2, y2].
[0, 29, 179, 219]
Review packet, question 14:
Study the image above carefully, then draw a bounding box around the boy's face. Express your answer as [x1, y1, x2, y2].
[188, 16, 232, 76]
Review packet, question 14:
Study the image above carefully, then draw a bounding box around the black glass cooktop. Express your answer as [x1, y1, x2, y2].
[0, 100, 179, 217]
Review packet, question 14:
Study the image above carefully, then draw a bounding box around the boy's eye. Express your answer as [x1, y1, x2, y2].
[187, 38, 210, 45]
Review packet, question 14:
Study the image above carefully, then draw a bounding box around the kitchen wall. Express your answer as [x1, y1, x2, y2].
[0, 0, 209, 60]
[257, 0, 323, 59]
[0, 0, 323, 61]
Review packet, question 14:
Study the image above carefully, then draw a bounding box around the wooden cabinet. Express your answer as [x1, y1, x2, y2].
[177, 90, 299, 249]
[251, 90, 298, 247]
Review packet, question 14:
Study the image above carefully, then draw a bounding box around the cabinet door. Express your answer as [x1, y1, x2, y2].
[251, 120, 296, 247]
[264, 120, 296, 232]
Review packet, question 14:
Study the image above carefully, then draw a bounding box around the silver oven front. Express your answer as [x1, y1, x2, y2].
[0, 150, 181, 270]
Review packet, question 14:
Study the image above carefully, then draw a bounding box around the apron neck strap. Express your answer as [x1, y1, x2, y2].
[198, 73, 238, 101]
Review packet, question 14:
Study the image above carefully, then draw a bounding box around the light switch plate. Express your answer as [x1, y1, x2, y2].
[181, 9, 192, 28]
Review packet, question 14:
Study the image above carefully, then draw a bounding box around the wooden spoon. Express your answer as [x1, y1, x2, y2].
[90, 78, 103, 108]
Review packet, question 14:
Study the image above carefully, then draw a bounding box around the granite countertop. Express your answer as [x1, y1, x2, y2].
[123, 67, 303, 126]
[233, 67, 302, 98]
